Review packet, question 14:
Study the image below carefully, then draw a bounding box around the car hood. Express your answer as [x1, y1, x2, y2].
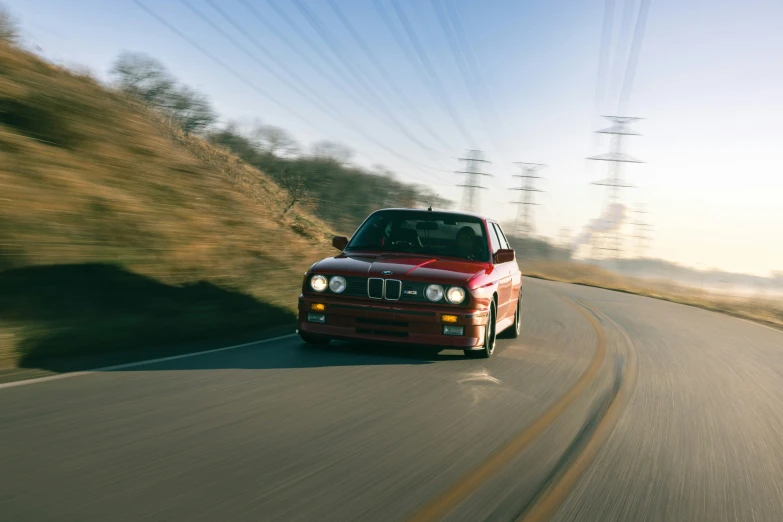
[313, 253, 492, 287]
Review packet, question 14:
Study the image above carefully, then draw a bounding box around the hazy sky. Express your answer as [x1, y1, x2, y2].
[7, 0, 783, 276]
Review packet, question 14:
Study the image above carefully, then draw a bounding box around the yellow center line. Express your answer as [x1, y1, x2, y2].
[405, 295, 607, 522]
[519, 310, 638, 522]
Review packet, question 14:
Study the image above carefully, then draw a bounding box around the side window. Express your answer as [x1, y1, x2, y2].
[487, 222, 502, 253]
[493, 223, 510, 250]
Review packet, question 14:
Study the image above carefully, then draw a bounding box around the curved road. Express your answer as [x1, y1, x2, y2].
[1, 279, 782, 521]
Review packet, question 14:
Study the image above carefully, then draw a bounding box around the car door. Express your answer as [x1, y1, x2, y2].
[493, 223, 521, 314]
[488, 221, 513, 321]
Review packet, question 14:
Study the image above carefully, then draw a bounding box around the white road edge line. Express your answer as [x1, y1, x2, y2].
[0, 333, 297, 390]
[735, 317, 783, 335]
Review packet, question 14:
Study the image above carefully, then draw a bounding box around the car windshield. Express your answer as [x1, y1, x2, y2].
[345, 210, 490, 262]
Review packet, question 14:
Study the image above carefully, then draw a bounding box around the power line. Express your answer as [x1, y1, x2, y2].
[618, 0, 652, 114]
[261, 0, 357, 96]
[591, 0, 616, 136]
[132, 0, 320, 134]
[441, 0, 514, 164]
[235, 0, 453, 171]
[197, 0, 447, 162]
[257, 0, 449, 169]
[430, 0, 511, 168]
[372, 0, 469, 150]
[442, 0, 482, 97]
[606, 0, 638, 111]
[457, 150, 491, 213]
[131, 0, 455, 188]
[182, 1, 344, 130]
[383, 0, 477, 148]
[430, 0, 479, 102]
[187, 0, 446, 175]
[324, 0, 455, 154]
[289, 0, 446, 158]
[237, 0, 366, 105]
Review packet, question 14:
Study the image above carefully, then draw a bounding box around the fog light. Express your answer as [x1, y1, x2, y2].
[443, 325, 464, 336]
[311, 303, 326, 311]
[307, 313, 326, 324]
[442, 314, 458, 323]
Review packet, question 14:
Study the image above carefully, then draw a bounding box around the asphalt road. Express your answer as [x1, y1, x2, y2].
[1, 278, 782, 521]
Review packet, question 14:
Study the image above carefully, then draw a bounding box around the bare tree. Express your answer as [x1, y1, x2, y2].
[273, 166, 308, 215]
[110, 52, 216, 134]
[311, 140, 353, 164]
[0, 4, 19, 44]
[165, 85, 216, 134]
[252, 125, 300, 157]
[110, 52, 175, 106]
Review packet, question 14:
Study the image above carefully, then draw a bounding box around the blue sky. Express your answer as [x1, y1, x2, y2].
[6, 0, 783, 276]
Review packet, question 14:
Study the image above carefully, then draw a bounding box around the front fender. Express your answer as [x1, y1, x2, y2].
[469, 280, 499, 311]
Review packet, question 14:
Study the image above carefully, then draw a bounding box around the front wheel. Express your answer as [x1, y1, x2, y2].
[465, 303, 496, 359]
[300, 332, 331, 345]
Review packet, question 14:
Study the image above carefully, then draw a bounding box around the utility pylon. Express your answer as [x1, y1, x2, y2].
[558, 227, 571, 248]
[629, 204, 652, 258]
[587, 115, 644, 262]
[457, 150, 491, 213]
[510, 163, 546, 237]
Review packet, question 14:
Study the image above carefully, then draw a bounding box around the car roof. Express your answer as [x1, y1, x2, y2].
[372, 208, 494, 222]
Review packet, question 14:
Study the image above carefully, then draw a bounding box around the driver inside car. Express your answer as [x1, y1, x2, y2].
[389, 225, 423, 250]
[455, 226, 479, 260]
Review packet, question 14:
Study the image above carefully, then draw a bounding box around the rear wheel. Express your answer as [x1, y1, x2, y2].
[300, 332, 331, 345]
[465, 303, 496, 358]
[499, 291, 522, 339]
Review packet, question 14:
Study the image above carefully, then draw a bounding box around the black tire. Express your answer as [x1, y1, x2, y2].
[300, 332, 331, 345]
[465, 303, 496, 359]
[499, 291, 522, 339]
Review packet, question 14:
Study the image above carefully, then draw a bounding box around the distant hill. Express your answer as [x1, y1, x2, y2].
[504, 232, 781, 296]
[583, 258, 782, 295]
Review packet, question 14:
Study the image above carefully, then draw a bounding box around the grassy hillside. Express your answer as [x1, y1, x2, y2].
[0, 43, 336, 370]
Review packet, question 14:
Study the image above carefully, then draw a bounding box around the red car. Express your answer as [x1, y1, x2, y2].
[297, 208, 522, 358]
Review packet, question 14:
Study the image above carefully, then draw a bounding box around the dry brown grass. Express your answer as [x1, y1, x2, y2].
[0, 43, 336, 369]
[521, 260, 783, 331]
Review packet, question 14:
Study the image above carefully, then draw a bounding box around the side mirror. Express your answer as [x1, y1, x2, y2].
[332, 236, 349, 251]
[493, 248, 515, 264]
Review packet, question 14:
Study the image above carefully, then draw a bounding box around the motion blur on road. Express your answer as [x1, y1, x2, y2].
[1, 0, 782, 521]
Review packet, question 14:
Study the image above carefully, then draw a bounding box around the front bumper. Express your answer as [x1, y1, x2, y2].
[297, 294, 488, 348]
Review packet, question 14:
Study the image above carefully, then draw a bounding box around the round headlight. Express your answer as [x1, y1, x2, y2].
[310, 274, 328, 292]
[329, 276, 347, 293]
[446, 287, 466, 304]
[425, 284, 444, 302]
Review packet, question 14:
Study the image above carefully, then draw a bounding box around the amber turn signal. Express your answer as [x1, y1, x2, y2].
[311, 303, 326, 312]
[441, 314, 458, 323]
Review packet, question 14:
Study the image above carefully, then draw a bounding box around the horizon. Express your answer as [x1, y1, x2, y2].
[6, 0, 782, 277]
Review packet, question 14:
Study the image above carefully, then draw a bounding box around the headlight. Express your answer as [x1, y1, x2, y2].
[329, 276, 347, 293]
[310, 274, 328, 292]
[425, 284, 444, 302]
[446, 287, 466, 304]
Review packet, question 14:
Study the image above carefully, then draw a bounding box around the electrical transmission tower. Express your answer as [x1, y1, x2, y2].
[630, 204, 652, 258]
[457, 150, 491, 213]
[587, 116, 644, 263]
[510, 163, 546, 237]
[558, 227, 572, 248]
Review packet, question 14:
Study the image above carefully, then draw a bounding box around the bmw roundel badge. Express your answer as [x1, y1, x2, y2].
[382, 270, 393, 275]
